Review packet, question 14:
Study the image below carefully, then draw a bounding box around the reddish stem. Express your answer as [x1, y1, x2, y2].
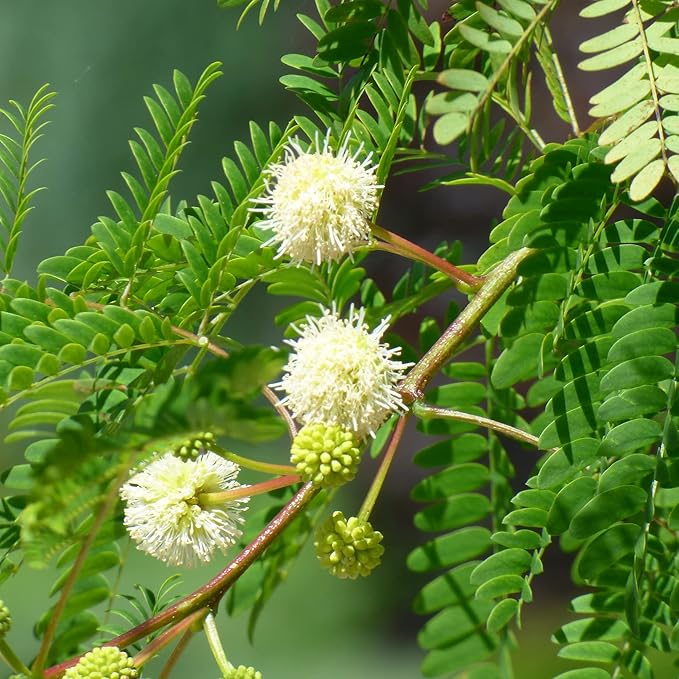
[199, 474, 302, 505]
[132, 608, 208, 668]
[371, 224, 484, 290]
[157, 625, 196, 679]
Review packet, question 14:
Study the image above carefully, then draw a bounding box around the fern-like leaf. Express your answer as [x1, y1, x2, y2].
[579, 0, 679, 200]
[0, 84, 55, 275]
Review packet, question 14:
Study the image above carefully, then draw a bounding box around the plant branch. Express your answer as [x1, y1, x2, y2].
[132, 607, 208, 668]
[491, 93, 545, 151]
[44, 482, 319, 679]
[261, 385, 298, 439]
[536, 25, 580, 136]
[81, 297, 297, 439]
[400, 247, 535, 402]
[412, 402, 542, 449]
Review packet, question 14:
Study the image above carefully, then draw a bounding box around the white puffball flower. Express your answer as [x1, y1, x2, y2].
[273, 306, 411, 438]
[251, 134, 381, 265]
[120, 451, 249, 567]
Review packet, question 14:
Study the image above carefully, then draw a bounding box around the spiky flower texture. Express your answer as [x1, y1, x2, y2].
[63, 646, 138, 679]
[291, 423, 362, 487]
[315, 511, 384, 579]
[120, 452, 248, 567]
[275, 306, 409, 438]
[252, 135, 379, 264]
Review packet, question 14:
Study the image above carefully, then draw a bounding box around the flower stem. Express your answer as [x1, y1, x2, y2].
[358, 415, 409, 521]
[214, 446, 296, 476]
[371, 223, 484, 290]
[203, 612, 233, 676]
[0, 638, 31, 676]
[199, 474, 301, 507]
[400, 247, 535, 403]
[412, 402, 542, 449]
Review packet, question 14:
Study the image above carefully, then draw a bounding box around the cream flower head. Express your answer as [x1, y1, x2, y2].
[120, 451, 248, 567]
[273, 306, 410, 438]
[251, 133, 380, 264]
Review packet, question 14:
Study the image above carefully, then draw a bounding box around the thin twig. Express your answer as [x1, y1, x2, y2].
[359, 415, 409, 521]
[157, 625, 195, 679]
[539, 25, 580, 136]
[203, 612, 232, 676]
[0, 638, 31, 676]
[631, 0, 669, 170]
[262, 386, 298, 439]
[413, 402, 543, 449]
[132, 607, 208, 668]
[472, 0, 559, 127]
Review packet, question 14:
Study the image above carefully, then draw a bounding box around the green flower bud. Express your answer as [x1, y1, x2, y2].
[314, 510, 384, 579]
[290, 423, 361, 487]
[173, 431, 216, 460]
[0, 600, 11, 636]
[225, 666, 263, 679]
[63, 646, 138, 679]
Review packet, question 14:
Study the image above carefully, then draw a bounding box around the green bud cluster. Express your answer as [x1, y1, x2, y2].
[0, 599, 11, 636]
[314, 510, 384, 579]
[172, 431, 216, 460]
[63, 646, 138, 679]
[225, 666, 263, 679]
[290, 423, 361, 487]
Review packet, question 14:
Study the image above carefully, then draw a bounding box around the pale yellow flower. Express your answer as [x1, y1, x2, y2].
[273, 306, 410, 438]
[120, 452, 248, 567]
[251, 134, 380, 264]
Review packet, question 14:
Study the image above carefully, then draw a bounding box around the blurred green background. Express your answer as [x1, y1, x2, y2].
[0, 2, 661, 679]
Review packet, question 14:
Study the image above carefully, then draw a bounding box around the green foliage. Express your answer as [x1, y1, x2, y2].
[2, 2, 679, 678]
[0, 84, 55, 277]
[408, 133, 679, 676]
[100, 575, 183, 650]
[580, 0, 679, 200]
